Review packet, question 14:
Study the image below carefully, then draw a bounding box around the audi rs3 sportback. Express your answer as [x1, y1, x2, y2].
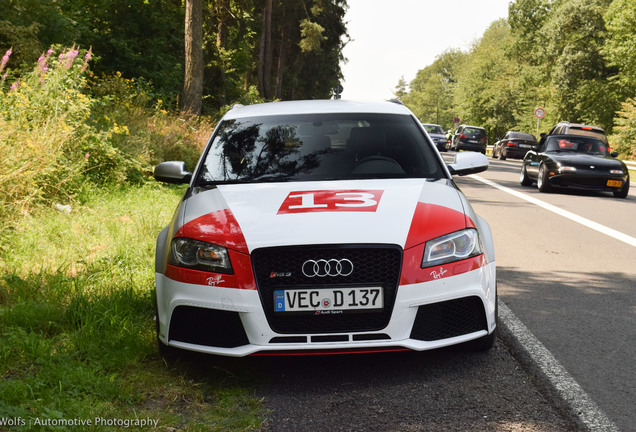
[153, 100, 497, 357]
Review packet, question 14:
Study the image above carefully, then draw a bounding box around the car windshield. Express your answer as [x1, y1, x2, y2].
[544, 136, 610, 155]
[423, 124, 444, 134]
[196, 113, 445, 184]
[463, 127, 485, 138]
[567, 127, 608, 145]
[509, 132, 536, 141]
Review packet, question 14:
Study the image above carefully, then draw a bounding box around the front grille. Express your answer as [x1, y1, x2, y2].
[252, 245, 402, 334]
[410, 296, 487, 341]
[169, 306, 249, 348]
[554, 175, 610, 189]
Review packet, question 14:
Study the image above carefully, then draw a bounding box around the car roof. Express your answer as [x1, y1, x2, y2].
[459, 124, 485, 130]
[546, 134, 606, 143]
[556, 121, 605, 132]
[222, 99, 413, 119]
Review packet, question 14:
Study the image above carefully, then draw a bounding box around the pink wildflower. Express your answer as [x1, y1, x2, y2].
[0, 48, 12, 73]
[81, 47, 93, 72]
[64, 47, 79, 69]
[9, 79, 20, 91]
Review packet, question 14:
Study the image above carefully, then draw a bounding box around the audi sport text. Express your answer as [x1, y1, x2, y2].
[153, 100, 497, 357]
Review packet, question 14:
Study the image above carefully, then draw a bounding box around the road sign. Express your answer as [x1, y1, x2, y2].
[534, 107, 545, 119]
[333, 83, 343, 99]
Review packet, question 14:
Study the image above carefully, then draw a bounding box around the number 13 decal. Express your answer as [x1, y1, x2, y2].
[278, 190, 384, 214]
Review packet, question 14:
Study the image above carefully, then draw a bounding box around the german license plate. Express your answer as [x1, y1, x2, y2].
[607, 180, 622, 187]
[519, 144, 530, 148]
[274, 287, 383, 312]
[468, 139, 478, 143]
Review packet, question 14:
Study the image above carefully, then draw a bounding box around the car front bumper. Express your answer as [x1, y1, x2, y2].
[547, 172, 628, 192]
[457, 142, 487, 152]
[155, 261, 497, 357]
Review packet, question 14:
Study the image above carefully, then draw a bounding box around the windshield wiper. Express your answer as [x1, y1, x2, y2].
[251, 174, 294, 182]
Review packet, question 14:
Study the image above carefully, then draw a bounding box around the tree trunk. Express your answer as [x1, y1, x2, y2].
[275, 23, 287, 99]
[182, 0, 203, 115]
[258, 0, 273, 99]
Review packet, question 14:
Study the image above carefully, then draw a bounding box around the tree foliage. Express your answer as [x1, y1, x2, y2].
[0, 0, 349, 114]
[401, 0, 636, 157]
[402, 49, 465, 129]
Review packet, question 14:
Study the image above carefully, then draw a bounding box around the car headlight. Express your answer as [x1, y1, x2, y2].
[422, 229, 483, 268]
[169, 238, 233, 274]
[558, 165, 576, 172]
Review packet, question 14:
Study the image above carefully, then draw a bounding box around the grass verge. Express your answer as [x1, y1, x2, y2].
[0, 182, 263, 431]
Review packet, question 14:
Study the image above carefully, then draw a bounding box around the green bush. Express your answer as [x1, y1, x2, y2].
[609, 98, 636, 160]
[0, 46, 92, 219]
[0, 47, 212, 225]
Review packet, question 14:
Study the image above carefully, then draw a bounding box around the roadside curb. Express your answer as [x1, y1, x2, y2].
[497, 299, 619, 432]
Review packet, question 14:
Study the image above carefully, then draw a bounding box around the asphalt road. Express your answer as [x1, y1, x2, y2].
[247, 154, 635, 432]
[452, 154, 635, 432]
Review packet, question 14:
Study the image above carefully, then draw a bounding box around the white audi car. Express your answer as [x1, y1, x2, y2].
[154, 100, 497, 357]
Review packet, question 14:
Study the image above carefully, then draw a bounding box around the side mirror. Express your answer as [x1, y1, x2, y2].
[154, 161, 192, 184]
[447, 152, 489, 176]
[610, 151, 619, 158]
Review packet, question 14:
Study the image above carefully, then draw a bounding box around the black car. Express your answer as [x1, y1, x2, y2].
[451, 125, 487, 154]
[492, 131, 538, 160]
[421, 123, 448, 152]
[520, 134, 630, 198]
[548, 122, 609, 146]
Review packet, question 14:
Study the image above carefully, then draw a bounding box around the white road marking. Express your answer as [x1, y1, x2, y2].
[470, 174, 636, 248]
[499, 301, 620, 432]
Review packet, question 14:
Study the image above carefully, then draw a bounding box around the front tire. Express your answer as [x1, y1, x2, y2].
[537, 165, 552, 192]
[520, 164, 533, 186]
[614, 176, 629, 198]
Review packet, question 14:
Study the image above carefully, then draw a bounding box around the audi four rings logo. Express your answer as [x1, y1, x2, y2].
[302, 259, 354, 277]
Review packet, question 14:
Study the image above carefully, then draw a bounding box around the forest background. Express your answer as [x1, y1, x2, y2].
[1, 0, 635, 217]
[0, 1, 634, 429]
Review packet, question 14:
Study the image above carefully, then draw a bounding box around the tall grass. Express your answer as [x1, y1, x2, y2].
[0, 46, 213, 225]
[0, 183, 263, 431]
[1, 47, 261, 430]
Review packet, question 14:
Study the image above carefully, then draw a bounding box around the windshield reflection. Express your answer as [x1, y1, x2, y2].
[197, 113, 443, 184]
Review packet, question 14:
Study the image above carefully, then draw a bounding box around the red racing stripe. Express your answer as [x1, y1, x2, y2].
[400, 202, 484, 285]
[178, 209, 249, 254]
[165, 249, 256, 289]
[403, 202, 468, 249]
[167, 209, 256, 289]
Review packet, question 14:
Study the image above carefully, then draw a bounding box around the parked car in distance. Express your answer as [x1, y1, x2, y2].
[548, 121, 609, 146]
[520, 134, 629, 198]
[451, 125, 487, 154]
[153, 99, 497, 358]
[421, 123, 448, 152]
[492, 131, 538, 160]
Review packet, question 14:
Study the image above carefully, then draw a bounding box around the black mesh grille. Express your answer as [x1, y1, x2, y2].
[252, 244, 402, 334]
[169, 306, 249, 348]
[554, 175, 613, 189]
[410, 296, 487, 341]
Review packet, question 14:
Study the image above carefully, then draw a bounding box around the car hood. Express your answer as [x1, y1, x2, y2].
[550, 153, 624, 169]
[176, 179, 471, 253]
